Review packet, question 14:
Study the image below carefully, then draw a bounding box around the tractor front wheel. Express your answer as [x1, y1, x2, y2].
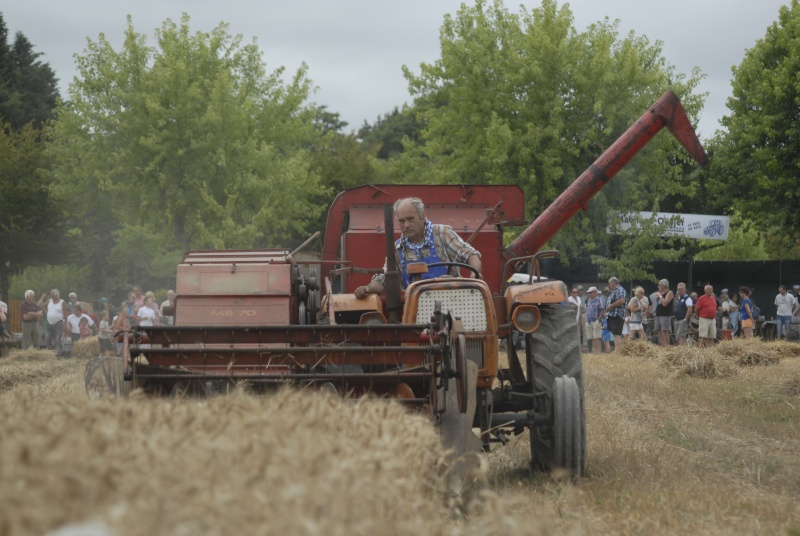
[527, 304, 585, 478]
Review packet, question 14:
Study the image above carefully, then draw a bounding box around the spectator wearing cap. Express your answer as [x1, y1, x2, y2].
[774, 285, 797, 339]
[585, 287, 603, 353]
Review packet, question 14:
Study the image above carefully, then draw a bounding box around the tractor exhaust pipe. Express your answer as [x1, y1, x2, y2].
[384, 204, 402, 322]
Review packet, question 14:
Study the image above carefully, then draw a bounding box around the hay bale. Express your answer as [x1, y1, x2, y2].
[615, 340, 739, 378]
[0, 390, 457, 536]
[764, 339, 800, 359]
[673, 349, 738, 379]
[3, 347, 56, 363]
[71, 337, 100, 360]
[712, 338, 781, 367]
[0, 358, 78, 392]
[614, 339, 663, 361]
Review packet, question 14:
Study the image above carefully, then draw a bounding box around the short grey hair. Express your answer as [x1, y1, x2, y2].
[51, 289, 60, 297]
[68, 292, 77, 300]
[608, 277, 619, 285]
[25, 289, 34, 299]
[677, 282, 686, 291]
[658, 279, 669, 287]
[394, 197, 425, 219]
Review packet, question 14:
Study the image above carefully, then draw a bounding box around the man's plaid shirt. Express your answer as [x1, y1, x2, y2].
[606, 286, 627, 318]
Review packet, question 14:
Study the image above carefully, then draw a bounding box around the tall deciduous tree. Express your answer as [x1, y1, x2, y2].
[714, 0, 800, 256]
[0, 124, 64, 301]
[391, 0, 704, 263]
[358, 107, 421, 161]
[48, 14, 328, 271]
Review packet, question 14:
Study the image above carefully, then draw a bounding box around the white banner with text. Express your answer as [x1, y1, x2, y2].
[614, 211, 729, 240]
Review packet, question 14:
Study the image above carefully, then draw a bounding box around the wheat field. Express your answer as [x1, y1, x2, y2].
[0, 337, 798, 535]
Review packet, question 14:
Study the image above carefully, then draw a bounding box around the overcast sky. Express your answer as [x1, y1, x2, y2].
[3, 1, 789, 138]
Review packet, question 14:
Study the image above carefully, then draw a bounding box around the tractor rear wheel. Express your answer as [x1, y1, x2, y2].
[527, 304, 585, 477]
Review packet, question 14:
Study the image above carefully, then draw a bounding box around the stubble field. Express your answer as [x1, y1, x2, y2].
[1, 338, 798, 535]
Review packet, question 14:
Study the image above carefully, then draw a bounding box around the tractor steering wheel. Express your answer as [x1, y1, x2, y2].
[426, 262, 482, 280]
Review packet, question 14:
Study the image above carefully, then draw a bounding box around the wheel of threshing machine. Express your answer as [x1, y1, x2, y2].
[526, 303, 585, 478]
[293, 266, 319, 325]
[84, 355, 131, 399]
[452, 332, 469, 414]
[428, 302, 471, 416]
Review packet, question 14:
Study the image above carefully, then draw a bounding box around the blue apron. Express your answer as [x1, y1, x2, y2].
[397, 233, 448, 287]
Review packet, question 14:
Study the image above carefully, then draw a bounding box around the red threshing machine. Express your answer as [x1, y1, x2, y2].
[87, 91, 707, 478]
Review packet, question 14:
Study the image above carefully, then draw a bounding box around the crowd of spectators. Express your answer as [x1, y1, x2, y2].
[570, 279, 800, 351]
[5, 286, 175, 355]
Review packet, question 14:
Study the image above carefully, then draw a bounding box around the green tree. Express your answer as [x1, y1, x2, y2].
[0, 14, 60, 129]
[714, 0, 800, 257]
[48, 14, 328, 270]
[391, 0, 705, 264]
[358, 107, 421, 160]
[0, 124, 65, 301]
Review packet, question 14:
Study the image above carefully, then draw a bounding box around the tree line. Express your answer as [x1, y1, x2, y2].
[2, 0, 800, 302]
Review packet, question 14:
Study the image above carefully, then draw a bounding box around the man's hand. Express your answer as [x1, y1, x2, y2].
[466, 254, 482, 279]
[354, 286, 370, 300]
[355, 281, 384, 299]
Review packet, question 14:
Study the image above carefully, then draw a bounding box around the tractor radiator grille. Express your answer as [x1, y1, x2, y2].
[415, 288, 488, 332]
[466, 339, 484, 369]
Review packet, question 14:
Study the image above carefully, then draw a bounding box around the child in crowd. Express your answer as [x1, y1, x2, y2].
[601, 317, 613, 352]
[112, 307, 131, 356]
[98, 311, 113, 356]
[79, 317, 92, 339]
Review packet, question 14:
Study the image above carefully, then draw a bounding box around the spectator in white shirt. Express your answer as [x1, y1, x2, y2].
[775, 285, 797, 339]
[64, 305, 96, 344]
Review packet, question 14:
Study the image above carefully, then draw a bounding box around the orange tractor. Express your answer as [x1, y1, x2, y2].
[87, 91, 707, 478]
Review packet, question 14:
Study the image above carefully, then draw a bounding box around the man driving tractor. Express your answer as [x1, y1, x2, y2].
[354, 197, 482, 298]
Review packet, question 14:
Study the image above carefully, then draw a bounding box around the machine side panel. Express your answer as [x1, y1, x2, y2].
[175, 296, 291, 325]
[176, 263, 292, 296]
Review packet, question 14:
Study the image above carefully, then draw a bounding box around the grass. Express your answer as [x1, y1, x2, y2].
[0, 339, 798, 535]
